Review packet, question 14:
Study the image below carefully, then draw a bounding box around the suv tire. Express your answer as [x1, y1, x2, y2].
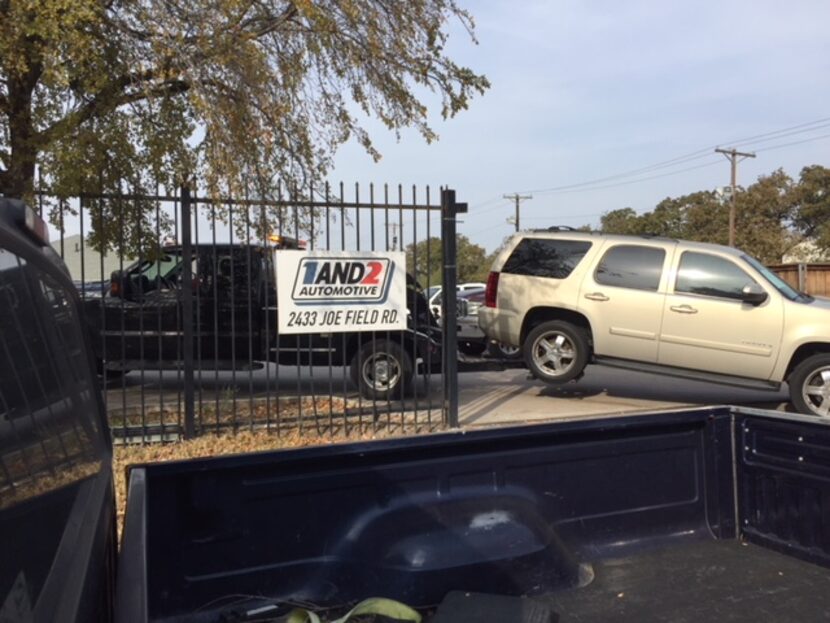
[351, 338, 412, 400]
[789, 354, 830, 417]
[524, 320, 589, 384]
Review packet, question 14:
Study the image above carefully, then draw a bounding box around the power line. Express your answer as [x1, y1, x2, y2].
[522, 116, 830, 195]
[540, 159, 723, 195]
[730, 117, 830, 149]
[754, 131, 830, 154]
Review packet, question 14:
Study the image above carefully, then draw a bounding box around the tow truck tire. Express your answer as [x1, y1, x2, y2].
[351, 338, 413, 400]
[487, 340, 522, 360]
[459, 340, 487, 356]
[96, 359, 128, 380]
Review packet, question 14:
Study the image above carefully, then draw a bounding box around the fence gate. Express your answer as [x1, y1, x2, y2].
[38, 184, 464, 442]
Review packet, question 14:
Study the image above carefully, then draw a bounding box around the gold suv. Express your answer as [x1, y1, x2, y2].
[478, 228, 830, 417]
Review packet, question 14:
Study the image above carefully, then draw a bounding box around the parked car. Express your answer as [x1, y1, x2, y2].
[479, 227, 830, 417]
[73, 279, 109, 298]
[455, 288, 522, 359]
[428, 281, 487, 319]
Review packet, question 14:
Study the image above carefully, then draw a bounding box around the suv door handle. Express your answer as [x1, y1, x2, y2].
[670, 304, 698, 314]
[584, 292, 609, 302]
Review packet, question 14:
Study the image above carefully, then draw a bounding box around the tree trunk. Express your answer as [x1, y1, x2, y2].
[2, 64, 41, 199]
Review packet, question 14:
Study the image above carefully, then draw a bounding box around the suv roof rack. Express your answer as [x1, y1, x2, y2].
[529, 225, 602, 234]
[546, 225, 577, 232]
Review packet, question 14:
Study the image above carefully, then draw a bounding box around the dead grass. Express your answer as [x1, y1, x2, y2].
[111, 424, 434, 539]
[109, 396, 364, 428]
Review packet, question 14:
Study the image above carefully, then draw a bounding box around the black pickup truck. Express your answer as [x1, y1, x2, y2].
[82, 240, 439, 400]
[4, 197, 830, 623]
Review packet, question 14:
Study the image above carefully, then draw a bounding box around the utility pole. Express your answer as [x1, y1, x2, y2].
[715, 147, 756, 247]
[503, 193, 532, 232]
[387, 223, 400, 251]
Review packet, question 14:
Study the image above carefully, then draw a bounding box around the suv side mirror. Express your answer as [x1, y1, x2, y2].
[741, 283, 768, 306]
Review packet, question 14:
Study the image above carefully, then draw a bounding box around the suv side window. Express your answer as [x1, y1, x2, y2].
[675, 251, 756, 300]
[502, 238, 592, 279]
[595, 245, 665, 291]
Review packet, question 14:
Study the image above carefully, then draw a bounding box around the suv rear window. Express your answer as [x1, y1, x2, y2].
[595, 245, 665, 291]
[501, 238, 592, 279]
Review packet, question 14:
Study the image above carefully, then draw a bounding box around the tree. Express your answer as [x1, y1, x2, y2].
[792, 165, 830, 254]
[599, 207, 643, 235]
[598, 173, 800, 263]
[406, 234, 490, 286]
[1, 0, 489, 247]
[732, 169, 798, 263]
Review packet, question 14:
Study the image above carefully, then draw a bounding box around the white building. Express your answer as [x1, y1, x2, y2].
[52, 234, 133, 282]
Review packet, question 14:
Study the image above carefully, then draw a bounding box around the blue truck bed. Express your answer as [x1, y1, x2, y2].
[116, 408, 830, 622]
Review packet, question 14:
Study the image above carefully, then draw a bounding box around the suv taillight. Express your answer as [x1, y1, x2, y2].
[485, 271, 499, 308]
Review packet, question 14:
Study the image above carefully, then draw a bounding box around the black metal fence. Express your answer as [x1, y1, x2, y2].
[37, 184, 463, 442]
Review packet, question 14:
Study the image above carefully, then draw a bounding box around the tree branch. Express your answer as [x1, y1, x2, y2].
[36, 70, 184, 145]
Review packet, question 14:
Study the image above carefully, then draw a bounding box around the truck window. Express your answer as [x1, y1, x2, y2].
[0, 246, 107, 608]
[595, 245, 665, 291]
[674, 251, 757, 300]
[502, 238, 592, 279]
[132, 251, 183, 281]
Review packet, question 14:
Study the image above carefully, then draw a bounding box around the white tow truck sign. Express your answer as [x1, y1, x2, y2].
[276, 250, 407, 334]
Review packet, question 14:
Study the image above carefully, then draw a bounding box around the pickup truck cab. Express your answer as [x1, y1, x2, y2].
[83, 241, 439, 399]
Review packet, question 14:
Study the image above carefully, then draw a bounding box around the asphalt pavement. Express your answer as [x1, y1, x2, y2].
[105, 362, 790, 428]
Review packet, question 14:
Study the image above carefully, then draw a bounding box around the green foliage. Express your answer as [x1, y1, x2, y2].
[406, 234, 492, 285]
[792, 165, 830, 253]
[599, 167, 817, 263]
[0, 0, 489, 252]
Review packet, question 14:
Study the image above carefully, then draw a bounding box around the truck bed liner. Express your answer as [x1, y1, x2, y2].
[546, 539, 830, 622]
[117, 407, 830, 622]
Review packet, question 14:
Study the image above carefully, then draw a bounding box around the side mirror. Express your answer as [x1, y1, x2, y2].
[741, 283, 768, 306]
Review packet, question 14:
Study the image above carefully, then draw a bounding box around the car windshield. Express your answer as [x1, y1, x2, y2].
[742, 254, 809, 302]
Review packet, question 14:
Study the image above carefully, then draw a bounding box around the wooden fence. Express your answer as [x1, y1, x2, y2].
[769, 263, 830, 297]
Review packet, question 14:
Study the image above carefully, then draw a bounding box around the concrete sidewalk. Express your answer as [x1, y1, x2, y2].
[458, 365, 790, 427]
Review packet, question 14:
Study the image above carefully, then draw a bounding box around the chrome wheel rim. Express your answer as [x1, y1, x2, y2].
[531, 331, 576, 378]
[802, 366, 830, 417]
[362, 352, 401, 391]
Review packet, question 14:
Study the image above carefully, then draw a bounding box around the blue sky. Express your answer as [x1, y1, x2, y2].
[331, 0, 830, 253]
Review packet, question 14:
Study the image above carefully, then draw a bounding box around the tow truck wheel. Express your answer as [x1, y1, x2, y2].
[789, 354, 830, 417]
[96, 359, 128, 380]
[351, 339, 412, 400]
[459, 340, 487, 356]
[487, 340, 522, 360]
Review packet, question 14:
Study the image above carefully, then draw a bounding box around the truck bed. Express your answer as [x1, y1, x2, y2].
[546, 539, 830, 622]
[117, 407, 830, 622]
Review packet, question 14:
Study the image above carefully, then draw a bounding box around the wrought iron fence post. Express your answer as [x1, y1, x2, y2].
[180, 186, 196, 438]
[441, 189, 467, 429]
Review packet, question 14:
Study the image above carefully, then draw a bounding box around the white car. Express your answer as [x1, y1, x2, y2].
[428, 282, 487, 319]
[456, 288, 522, 359]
